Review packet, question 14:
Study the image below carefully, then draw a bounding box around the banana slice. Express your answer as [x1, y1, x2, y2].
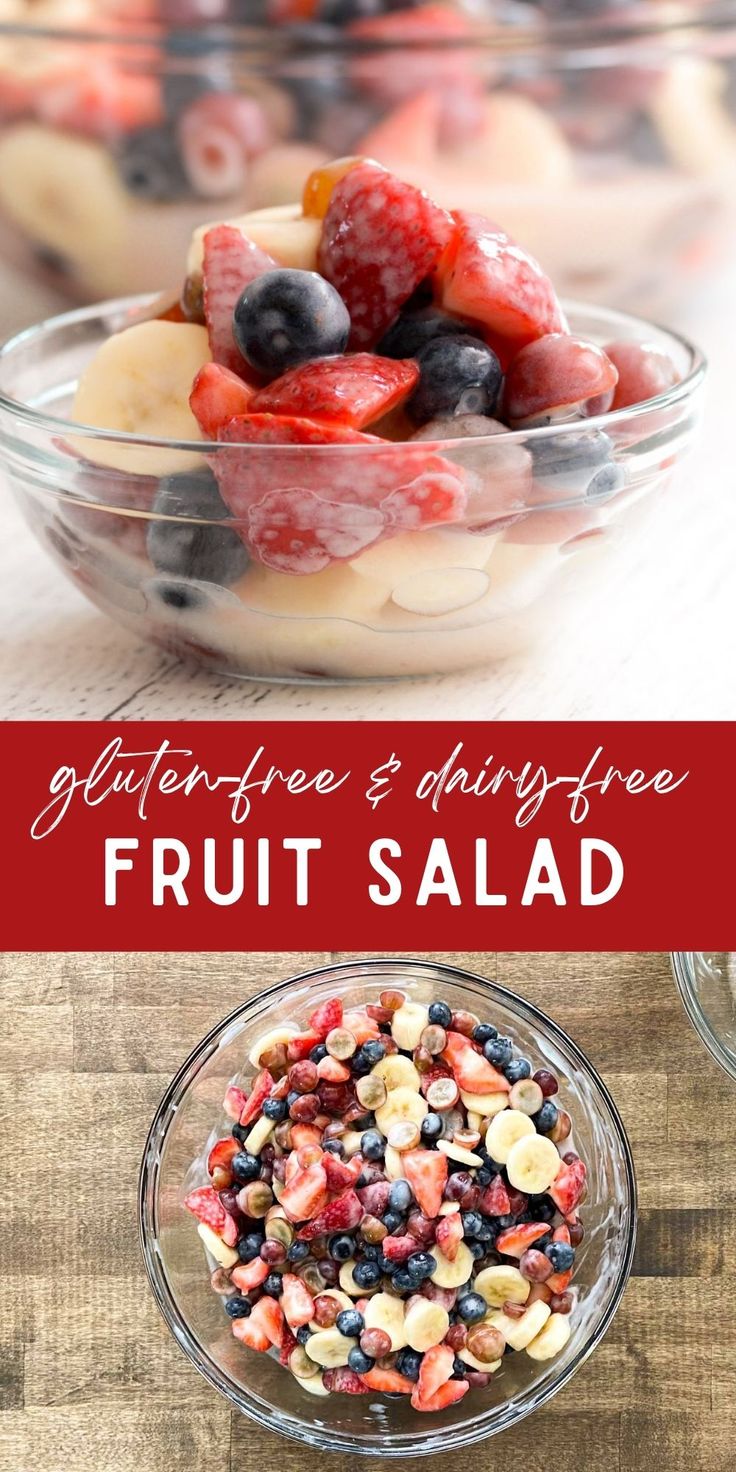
[197, 1221, 239, 1269]
[374, 1085, 428, 1138]
[488, 1301, 551, 1352]
[341, 1131, 364, 1158]
[437, 1138, 483, 1168]
[437, 1201, 461, 1217]
[304, 1327, 357, 1368]
[506, 1134, 561, 1195]
[71, 321, 212, 477]
[248, 1026, 301, 1069]
[460, 1089, 509, 1118]
[187, 203, 321, 281]
[364, 1292, 408, 1352]
[391, 1002, 430, 1052]
[243, 1115, 275, 1156]
[383, 1144, 406, 1181]
[474, 1265, 530, 1310]
[404, 1298, 450, 1353]
[459, 1347, 503, 1373]
[298, 1371, 331, 1396]
[339, 1260, 378, 1298]
[430, 1240, 474, 1290]
[372, 1054, 421, 1093]
[309, 1289, 353, 1332]
[485, 1108, 535, 1164]
[526, 1312, 572, 1362]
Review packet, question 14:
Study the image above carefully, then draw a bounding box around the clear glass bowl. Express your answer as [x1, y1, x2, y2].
[1, 6, 736, 311]
[0, 293, 705, 683]
[671, 952, 736, 1082]
[138, 956, 636, 1456]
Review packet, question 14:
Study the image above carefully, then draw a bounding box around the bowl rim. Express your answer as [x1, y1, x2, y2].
[0, 291, 707, 458]
[138, 954, 638, 1457]
[670, 951, 736, 1084]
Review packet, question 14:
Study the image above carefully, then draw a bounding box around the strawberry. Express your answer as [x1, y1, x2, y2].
[382, 1234, 418, 1263]
[318, 161, 453, 349]
[183, 1185, 238, 1245]
[317, 1055, 352, 1084]
[231, 1258, 269, 1292]
[495, 1222, 550, 1259]
[478, 1174, 511, 1217]
[435, 1210, 463, 1262]
[411, 1379, 470, 1412]
[250, 354, 419, 430]
[349, 6, 476, 108]
[250, 1295, 284, 1348]
[549, 1157, 586, 1217]
[223, 1084, 248, 1121]
[441, 1032, 510, 1095]
[232, 1313, 270, 1353]
[279, 1324, 298, 1366]
[360, 1367, 415, 1394]
[323, 1367, 371, 1394]
[416, 1343, 454, 1404]
[309, 997, 344, 1037]
[289, 1124, 323, 1152]
[323, 1153, 361, 1192]
[358, 91, 442, 169]
[202, 224, 276, 375]
[207, 1137, 240, 1177]
[296, 1189, 364, 1241]
[190, 362, 255, 440]
[286, 1029, 324, 1062]
[341, 1009, 382, 1045]
[437, 211, 566, 352]
[280, 1273, 315, 1330]
[279, 1161, 329, 1224]
[381, 470, 467, 531]
[37, 64, 162, 140]
[248, 487, 385, 575]
[402, 1149, 448, 1219]
[239, 1069, 274, 1127]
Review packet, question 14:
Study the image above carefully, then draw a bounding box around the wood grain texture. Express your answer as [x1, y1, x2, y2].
[2, 950, 734, 1472]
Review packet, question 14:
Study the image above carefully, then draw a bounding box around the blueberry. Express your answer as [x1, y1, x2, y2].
[534, 1101, 559, 1134]
[361, 1040, 387, 1066]
[382, 1210, 404, 1234]
[237, 1232, 264, 1262]
[231, 1152, 260, 1183]
[457, 1292, 487, 1325]
[407, 334, 503, 424]
[427, 1000, 453, 1029]
[473, 1023, 498, 1046]
[263, 1097, 288, 1122]
[224, 1295, 251, 1318]
[505, 1058, 531, 1084]
[586, 461, 625, 502]
[329, 1234, 356, 1262]
[262, 1273, 283, 1296]
[391, 1268, 416, 1293]
[377, 1255, 395, 1276]
[378, 310, 465, 362]
[351, 1049, 373, 1078]
[296, 1325, 312, 1346]
[348, 1346, 375, 1373]
[115, 125, 189, 201]
[468, 1241, 486, 1260]
[484, 1036, 513, 1068]
[287, 1240, 310, 1263]
[452, 1356, 468, 1378]
[231, 1123, 248, 1143]
[352, 1259, 382, 1289]
[323, 1139, 344, 1155]
[530, 430, 622, 503]
[476, 1168, 493, 1188]
[361, 1244, 380, 1262]
[396, 1348, 423, 1381]
[233, 268, 351, 377]
[388, 1179, 413, 1213]
[149, 578, 210, 612]
[148, 470, 249, 586]
[361, 1130, 385, 1161]
[546, 1241, 575, 1272]
[460, 1211, 483, 1239]
[309, 1044, 328, 1063]
[529, 1196, 556, 1223]
[336, 1309, 365, 1338]
[406, 1252, 435, 1282]
[420, 1113, 443, 1143]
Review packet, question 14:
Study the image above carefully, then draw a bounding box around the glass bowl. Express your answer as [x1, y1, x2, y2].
[671, 952, 736, 1082]
[1, 5, 736, 311]
[0, 293, 705, 684]
[138, 956, 637, 1455]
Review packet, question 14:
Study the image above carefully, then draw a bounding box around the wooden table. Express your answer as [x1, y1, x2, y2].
[1, 949, 734, 1471]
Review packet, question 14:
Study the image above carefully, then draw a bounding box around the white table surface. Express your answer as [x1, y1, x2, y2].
[0, 260, 733, 721]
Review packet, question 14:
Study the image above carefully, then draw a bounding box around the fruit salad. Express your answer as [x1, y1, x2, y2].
[184, 987, 587, 1408]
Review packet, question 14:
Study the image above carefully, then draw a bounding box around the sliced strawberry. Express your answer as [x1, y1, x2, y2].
[402, 1149, 448, 1220]
[412, 1378, 470, 1412]
[441, 1031, 510, 1095]
[549, 1157, 586, 1216]
[239, 1069, 274, 1128]
[207, 1137, 240, 1177]
[190, 362, 255, 440]
[279, 1161, 329, 1224]
[286, 1029, 324, 1062]
[223, 1084, 248, 1121]
[279, 1323, 299, 1366]
[435, 1210, 463, 1262]
[290, 1123, 324, 1152]
[417, 1342, 454, 1404]
[323, 1366, 371, 1394]
[341, 1008, 381, 1045]
[251, 354, 419, 430]
[495, 1222, 550, 1259]
[478, 1175, 511, 1217]
[183, 1185, 238, 1245]
[349, 6, 476, 108]
[250, 1295, 284, 1348]
[232, 1314, 270, 1352]
[381, 1233, 418, 1264]
[437, 211, 566, 352]
[317, 1055, 352, 1084]
[280, 1273, 315, 1330]
[360, 1367, 415, 1394]
[296, 1189, 364, 1241]
[358, 91, 442, 169]
[318, 161, 453, 349]
[248, 487, 385, 575]
[323, 1153, 362, 1192]
[231, 1258, 270, 1292]
[381, 470, 466, 531]
[202, 223, 276, 375]
[309, 996, 344, 1037]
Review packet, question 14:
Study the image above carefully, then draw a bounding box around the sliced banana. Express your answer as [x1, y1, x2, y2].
[309, 1289, 353, 1332]
[71, 321, 212, 476]
[391, 1002, 430, 1052]
[436, 1138, 483, 1169]
[383, 1144, 406, 1181]
[364, 1292, 408, 1352]
[459, 1347, 503, 1373]
[488, 1300, 551, 1352]
[437, 1201, 461, 1217]
[187, 203, 321, 281]
[339, 1260, 377, 1298]
[0, 124, 127, 281]
[372, 1053, 421, 1092]
[430, 1240, 474, 1290]
[392, 566, 491, 617]
[197, 1221, 239, 1269]
[297, 1371, 331, 1396]
[485, 1108, 535, 1164]
[474, 1265, 530, 1310]
[374, 1085, 428, 1138]
[526, 1312, 572, 1361]
[248, 1026, 301, 1069]
[506, 1134, 561, 1195]
[404, 1298, 450, 1353]
[304, 1327, 357, 1368]
[341, 1130, 364, 1158]
[461, 1089, 509, 1118]
[243, 1115, 275, 1156]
